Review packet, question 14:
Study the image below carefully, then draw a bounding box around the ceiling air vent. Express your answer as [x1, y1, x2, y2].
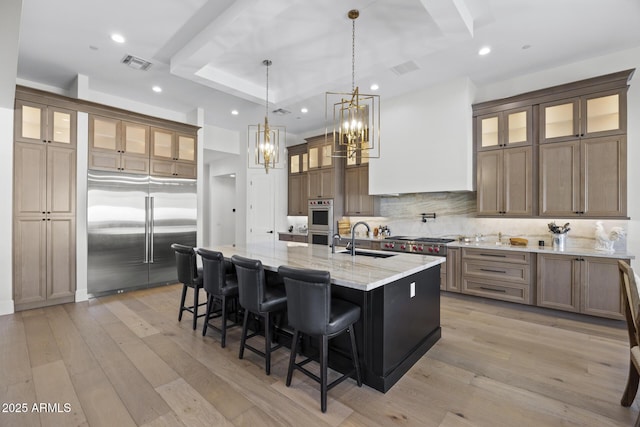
[272, 108, 291, 116]
[390, 60, 420, 76]
[121, 54, 152, 71]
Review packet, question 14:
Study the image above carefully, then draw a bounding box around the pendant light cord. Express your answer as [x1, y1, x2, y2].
[265, 61, 269, 119]
[351, 18, 356, 92]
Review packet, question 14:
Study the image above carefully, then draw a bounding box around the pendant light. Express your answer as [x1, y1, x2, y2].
[248, 59, 284, 173]
[325, 9, 380, 161]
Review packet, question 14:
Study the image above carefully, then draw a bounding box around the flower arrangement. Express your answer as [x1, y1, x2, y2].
[548, 222, 570, 234]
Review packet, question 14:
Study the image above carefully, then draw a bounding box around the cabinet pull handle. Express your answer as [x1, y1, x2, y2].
[480, 268, 507, 274]
[479, 286, 507, 293]
[479, 253, 507, 258]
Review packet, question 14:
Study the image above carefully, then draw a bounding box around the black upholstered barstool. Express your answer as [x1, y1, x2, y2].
[195, 248, 239, 347]
[278, 265, 362, 413]
[171, 243, 206, 330]
[231, 255, 287, 375]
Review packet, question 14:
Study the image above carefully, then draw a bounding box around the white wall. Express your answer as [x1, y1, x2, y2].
[369, 76, 475, 194]
[0, 0, 22, 315]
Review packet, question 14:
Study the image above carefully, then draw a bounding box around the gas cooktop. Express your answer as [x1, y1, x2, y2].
[386, 236, 455, 244]
[382, 236, 454, 255]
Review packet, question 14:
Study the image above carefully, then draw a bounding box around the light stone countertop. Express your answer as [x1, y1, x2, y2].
[203, 241, 444, 291]
[448, 240, 635, 259]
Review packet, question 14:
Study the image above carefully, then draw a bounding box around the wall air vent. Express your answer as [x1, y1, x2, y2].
[390, 60, 420, 76]
[121, 54, 152, 71]
[272, 108, 291, 116]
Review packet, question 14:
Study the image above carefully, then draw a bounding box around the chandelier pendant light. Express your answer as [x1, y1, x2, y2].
[248, 59, 284, 173]
[326, 9, 380, 161]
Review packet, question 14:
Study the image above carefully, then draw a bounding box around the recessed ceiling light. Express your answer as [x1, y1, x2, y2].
[370, 84, 379, 91]
[111, 34, 125, 44]
[231, 110, 239, 115]
[300, 107, 308, 114]
[152, 86, 162, 93]
[478, 46, 491, 56]
[229, 174, 236, 178]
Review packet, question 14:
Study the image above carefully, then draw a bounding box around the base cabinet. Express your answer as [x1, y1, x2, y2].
[444, 248, 461, 292]
[537, 253, 626, 320]
[461, 248, 533, 305]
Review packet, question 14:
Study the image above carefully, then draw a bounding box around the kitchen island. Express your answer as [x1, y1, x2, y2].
[204, 241, 444, 392]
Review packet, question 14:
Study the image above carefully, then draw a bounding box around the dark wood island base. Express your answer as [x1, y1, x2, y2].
[315, 264, 442, 392]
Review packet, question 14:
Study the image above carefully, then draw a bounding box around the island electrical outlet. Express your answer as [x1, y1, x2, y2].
[410, 282, 415, 298]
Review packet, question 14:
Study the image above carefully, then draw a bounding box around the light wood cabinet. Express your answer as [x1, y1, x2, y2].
[307, 137, 333, 169]
[445, 247, 461, 293]
[477, 146, 532, 216]
[537, 253, 626, 320]
[539, 89, 626, 144]
[13, 108, 77, 310]
[89, 115, 150, 174]
[476, 107, 532, 151]
[288, 174, 308, 216]
[287, 144, 308, 215]
[308, 168, 334, 199]
[539, 136, 626, 217]
[150, 128, 197, 178]
[278, 233, 308, 243]
[344, 164, 376, 216]
[15, 100, 76, 147]
[461, 248, 533, 305]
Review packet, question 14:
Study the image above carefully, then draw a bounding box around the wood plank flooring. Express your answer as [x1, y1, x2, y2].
[0, 285, 637, 426]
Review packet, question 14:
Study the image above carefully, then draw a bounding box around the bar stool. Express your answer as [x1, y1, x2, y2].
[171, 243, 206, 330]
[231, 255, 287, 375]
[278, 265, 362, 413]
[195, 248, 239, 348]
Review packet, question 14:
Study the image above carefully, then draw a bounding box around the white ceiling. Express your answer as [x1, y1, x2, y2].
[15, 0, 640, 136]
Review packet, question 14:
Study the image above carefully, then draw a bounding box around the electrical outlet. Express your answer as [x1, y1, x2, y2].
[410, 282, 415, 298]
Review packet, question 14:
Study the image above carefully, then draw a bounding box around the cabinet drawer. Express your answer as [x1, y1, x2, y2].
[463, 259, 530, 284]
[291, 234, 307, 243]
[462, 277, 532, 304]
[461, 248, 529, 264]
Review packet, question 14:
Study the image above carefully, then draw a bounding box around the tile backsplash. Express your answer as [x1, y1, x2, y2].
[343, 192, 629, 252]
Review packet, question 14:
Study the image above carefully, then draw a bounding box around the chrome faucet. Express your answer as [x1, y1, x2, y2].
[331, 233, 341, 254]
[350, 221, 371, 256]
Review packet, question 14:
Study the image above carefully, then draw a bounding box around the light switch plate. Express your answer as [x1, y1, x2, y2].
[410, 282, 415, 298]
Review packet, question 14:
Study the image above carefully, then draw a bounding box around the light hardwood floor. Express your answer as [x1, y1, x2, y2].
[0, 285, 637, 427]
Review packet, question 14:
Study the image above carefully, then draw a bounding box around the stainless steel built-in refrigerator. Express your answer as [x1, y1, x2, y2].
[87, 170, 197, 297]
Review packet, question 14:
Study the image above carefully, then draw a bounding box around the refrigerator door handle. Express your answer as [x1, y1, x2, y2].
[144, 196, 150, 264]
[150, 196, 155, 263]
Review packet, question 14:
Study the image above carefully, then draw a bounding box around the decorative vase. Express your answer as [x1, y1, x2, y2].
[552, 233, 566, 251]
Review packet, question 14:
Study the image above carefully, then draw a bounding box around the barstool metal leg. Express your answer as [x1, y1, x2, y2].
[320, 335, 328, 413]
[348, 325, 362, 386]
[192, 286, 199, 330]
[286, 330, 299, 387]
[202, 294, 212, 336]
[265, 312, 272, 375]
[178, 284, 188, 321]
[220, 295, 228, 348]
[239, 309, 250, 359]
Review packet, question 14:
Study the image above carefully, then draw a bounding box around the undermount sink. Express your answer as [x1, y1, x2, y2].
[337, 250, 397, 259]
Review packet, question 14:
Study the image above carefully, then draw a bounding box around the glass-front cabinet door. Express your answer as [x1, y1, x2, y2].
[89, 116, 120, 152]
[122, 122, 149, 156]
[176, 134, 196, 162]
[151, 128, 175, 160]
[540, 90, 624, 143]
[16, 101, 76, 146]
[540, 99, 579, 143]
[476, 107, 531, 151]
[583, 90, 625, 138]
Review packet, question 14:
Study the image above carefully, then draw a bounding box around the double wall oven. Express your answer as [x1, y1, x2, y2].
[308, 199, 333, 245]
